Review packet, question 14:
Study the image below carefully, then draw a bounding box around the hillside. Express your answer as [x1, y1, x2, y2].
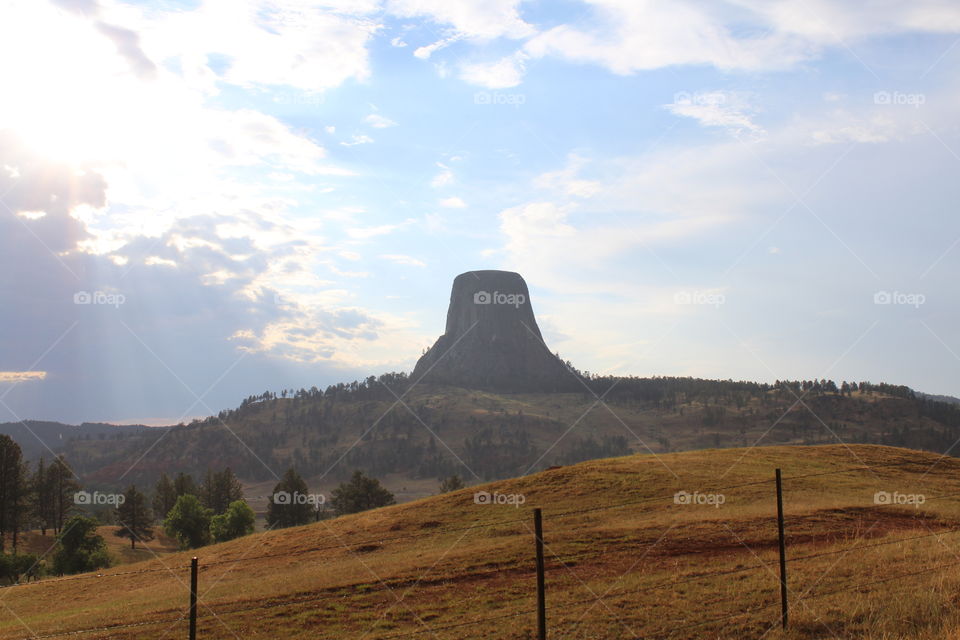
[16, 526, 180, 566]
[56, 376, 960, 499]
[0, 421, 164, 462]
[5, 444, 960, 639]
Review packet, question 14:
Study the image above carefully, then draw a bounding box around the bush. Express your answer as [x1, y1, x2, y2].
[164, 495, 211, 549]
[331, 470, 395, 516]
[210, 500, 255, 543]
[52, 516, 111, 575]
[0, 552, 41, 584]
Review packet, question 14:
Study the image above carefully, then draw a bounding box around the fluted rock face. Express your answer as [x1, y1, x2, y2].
[411, 270, 574, 392]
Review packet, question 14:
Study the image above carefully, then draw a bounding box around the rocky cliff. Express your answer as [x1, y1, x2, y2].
[411, 270, 576, 392]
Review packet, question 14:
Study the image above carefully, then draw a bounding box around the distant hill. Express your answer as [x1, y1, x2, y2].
[918, 392, 960, 405]
[37, 375, 960, 498]
[0, 420, 168, 462]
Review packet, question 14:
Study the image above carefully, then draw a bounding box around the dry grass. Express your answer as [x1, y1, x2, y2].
[4, 444, 960, 639]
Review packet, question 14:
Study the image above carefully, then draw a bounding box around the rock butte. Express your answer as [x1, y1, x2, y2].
[411, 270, 575, 392]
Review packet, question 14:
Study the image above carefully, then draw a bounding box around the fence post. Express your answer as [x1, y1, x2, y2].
[190, 556, 198, 640]
[775, 469, 788, 629]
[534, 508, 547, 640]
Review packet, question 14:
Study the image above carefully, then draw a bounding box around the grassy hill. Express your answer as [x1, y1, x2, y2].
[15, 525, 180, 567]
[58, 377, 960, 502]
[5, 444, 960, 639]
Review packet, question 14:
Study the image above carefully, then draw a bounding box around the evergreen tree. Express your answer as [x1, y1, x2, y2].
[0, 436, 28, 552]
[331, 470, 395, 516]
[115, 486, 154, 549]
[0, 552, 40, 585]
[266, 468, 313, 529]
[52, 516, 110, 575]
[200, 468, 244, 515]
[33, 458, 56, 536]
[173, 472, 196, 498]
[439, 475, 465, 493]
[153, 473, 177, 522]
[49, 456, 79, 535]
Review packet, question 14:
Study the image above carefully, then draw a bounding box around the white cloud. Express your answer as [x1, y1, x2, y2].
[460, 51, 528, 88]
[346, 219, 416, 239]
[414, 34, 463, 59]
[665, 91, 765, 137]
[365, 113, 398, 128]
[439, 196, 467, 208]
[386, 0, 534, 40]
[380, 254, 426, 267]
[446, 1, 960, 87]
[431, 163, 454, 187]
[0, 371, 47, 384]
[124, 0, 381, 93]
[341, 134, 375, 146]
[534, 154, 602, 198]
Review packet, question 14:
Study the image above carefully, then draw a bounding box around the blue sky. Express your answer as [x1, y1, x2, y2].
[1, 0, 959, 424]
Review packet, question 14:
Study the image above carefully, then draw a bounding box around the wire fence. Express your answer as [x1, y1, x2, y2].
[7, 458, 960, 640]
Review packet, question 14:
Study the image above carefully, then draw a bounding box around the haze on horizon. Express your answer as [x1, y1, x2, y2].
[2, 0, 960, 425]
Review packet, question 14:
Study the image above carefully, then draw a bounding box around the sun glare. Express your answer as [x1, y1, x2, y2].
[0, 3, 161, 165]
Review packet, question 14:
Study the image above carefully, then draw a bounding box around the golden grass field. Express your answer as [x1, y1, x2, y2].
[5, 444, 960, 639]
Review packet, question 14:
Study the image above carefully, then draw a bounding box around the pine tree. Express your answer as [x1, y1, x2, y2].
[49, 456, 79, 535]
[115, 486, 154, 549]
[331, 470, 395, 516]
[33, 458, 56, 536]
[153, 473, 177, 522]
[200, 468, 244, 515]
[439, 475, 465, 493]
[0, 436, 28, 552]
[173, 472, 196, 498]
[266, 468, 314, 529]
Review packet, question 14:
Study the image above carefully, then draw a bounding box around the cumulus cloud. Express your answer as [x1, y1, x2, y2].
[438, 0, 960, 87]
[460, 51, 528, 88]
[124, 0, 380, 93]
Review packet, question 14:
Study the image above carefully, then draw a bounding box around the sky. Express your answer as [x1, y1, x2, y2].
[1, 0, 959, 425]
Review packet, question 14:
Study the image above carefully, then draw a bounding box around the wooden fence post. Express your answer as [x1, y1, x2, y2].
[534, 508, 547, 640]
[776, 469, 788, 629]
[190, 556, 198, 640]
